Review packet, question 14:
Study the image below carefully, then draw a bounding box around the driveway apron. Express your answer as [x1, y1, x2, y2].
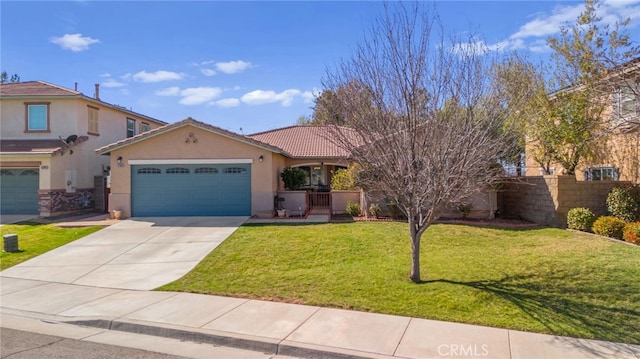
[0, 216, 247, 290]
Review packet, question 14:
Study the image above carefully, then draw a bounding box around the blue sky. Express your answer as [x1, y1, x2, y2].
[2, 1, 639, 134]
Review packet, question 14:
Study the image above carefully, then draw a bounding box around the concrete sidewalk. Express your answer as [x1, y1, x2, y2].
[1, 277, 638, 359]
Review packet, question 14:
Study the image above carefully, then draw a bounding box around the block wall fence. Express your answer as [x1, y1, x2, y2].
[499, 175, 626, 227]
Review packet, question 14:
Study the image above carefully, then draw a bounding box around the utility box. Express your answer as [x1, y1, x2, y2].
[3, 234, 19, 252]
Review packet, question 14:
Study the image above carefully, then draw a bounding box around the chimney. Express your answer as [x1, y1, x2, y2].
[74, 82, 78, 91]
[94, 83, 100, 100]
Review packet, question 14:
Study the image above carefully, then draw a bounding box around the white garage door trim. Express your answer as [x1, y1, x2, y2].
[128, 159, 254, 165]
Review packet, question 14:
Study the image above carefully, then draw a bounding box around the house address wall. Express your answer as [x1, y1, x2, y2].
[500, 175, 624, 227]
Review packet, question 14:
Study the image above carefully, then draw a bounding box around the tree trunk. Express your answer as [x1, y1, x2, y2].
[409, 218, 421, 283]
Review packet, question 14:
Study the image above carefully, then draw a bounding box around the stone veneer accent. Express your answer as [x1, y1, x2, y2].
[500, 175, 625, 227]
[39, 188, 95, 216]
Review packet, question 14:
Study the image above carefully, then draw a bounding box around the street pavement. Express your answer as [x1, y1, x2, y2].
[1, 216, 639, 359]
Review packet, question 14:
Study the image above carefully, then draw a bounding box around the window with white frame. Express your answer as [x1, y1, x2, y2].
[25, 102, 50, 132]
[613, 83, 639, 124]
[140, 122, 150, 133]
[126, 118, 136, 138]
[584, 167, 619, 181]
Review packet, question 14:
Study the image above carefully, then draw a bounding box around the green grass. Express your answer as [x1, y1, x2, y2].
[160, 222, 640, 344]
[0, 222, 105, 270]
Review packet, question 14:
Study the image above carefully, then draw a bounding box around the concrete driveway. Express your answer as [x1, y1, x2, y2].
[0, 217, 247, 290]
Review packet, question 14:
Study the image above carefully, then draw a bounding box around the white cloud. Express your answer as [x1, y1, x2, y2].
[50, 33, 100, 52]
[100, 73, 111, 78]
[201, 68, 217, 76]
[451, 40, 491, 56]
[301, 91, 315, 104]
[453, 1, 640, 55]
[155, 87, 181, 96]
[511, 5, 583, 39]
[604, 0, 640, 8]
[101, 79, 126, 88]
[214, 98, 241, 108]
[241, 89, 302, 107]
[133, 70, 185, 83]
[179, 87, 223, 105]
[529, 39, 551, 53]
[216, 60, 252, 74]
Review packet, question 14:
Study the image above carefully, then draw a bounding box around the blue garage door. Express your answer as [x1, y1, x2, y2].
[0, 168, 40, 214]
[131, 164, 251, 216]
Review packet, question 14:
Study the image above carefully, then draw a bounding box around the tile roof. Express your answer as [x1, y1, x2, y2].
[247, 125, 357, 158]
[0, 81, 80, 97]
[96, 118, 286, 155]
[0, 136, 89, 156]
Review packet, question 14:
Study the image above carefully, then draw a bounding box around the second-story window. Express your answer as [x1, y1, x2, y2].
[127, 118, 136, 138]
[88, 106, 99, 135]
[140, 122, 150, 133]
[614, 83, 639, 124]
[25, 102, 50, 132]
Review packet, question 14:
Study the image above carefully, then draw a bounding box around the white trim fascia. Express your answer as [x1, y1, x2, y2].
[127, 159, 254, 165]
[0, 153, 53, 158]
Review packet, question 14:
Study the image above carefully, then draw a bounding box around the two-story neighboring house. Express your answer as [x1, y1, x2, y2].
[524, 58, 640, 183]
[0, 81, 166, 216]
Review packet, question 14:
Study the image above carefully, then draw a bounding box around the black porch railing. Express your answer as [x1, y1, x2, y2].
[307, 192, 331, 216]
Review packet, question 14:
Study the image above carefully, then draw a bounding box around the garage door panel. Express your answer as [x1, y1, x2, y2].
[131, 164, 250, 216]
[0, 168, 40, 214]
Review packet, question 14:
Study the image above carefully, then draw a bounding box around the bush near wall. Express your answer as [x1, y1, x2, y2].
[346, 201, 362, 217]
[567, 207, 596, 232]
[623, 222, 640, 245]
[592, 216, 626, 240]
[606, 184, 640, 223]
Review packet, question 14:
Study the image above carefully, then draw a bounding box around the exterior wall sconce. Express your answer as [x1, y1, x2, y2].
[259, 155, 264, 162]
[117, 156, 124, 168]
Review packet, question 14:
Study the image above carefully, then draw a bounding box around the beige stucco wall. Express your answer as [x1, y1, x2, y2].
[108, 125, 277, 217]
[1, 96, 164, 191]
[0, 98, 80, 139]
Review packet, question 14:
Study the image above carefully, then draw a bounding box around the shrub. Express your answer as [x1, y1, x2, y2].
[592, 216, 626, 240]
[622, 222, 640, 245]
[345, 201, 362, 217]
[606, 185, 640, 222]
[567, 207, 596, 232]
[457, 203, 472, 219]
[331, 165, 359, 190]
[369, 203, 382, 218]
[280, 167, 307, 190]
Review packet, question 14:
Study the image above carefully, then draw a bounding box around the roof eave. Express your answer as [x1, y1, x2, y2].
[0, 152, 55, 158]
[96, 120, 291, 156]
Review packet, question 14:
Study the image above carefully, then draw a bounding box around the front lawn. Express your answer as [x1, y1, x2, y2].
[0, 222, 104, 270]
[160, 222, 640, 344]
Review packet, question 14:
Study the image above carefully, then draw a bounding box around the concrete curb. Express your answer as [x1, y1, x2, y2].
[66, 318, 393, 359]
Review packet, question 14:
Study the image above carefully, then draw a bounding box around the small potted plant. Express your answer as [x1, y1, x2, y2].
[275, 197, 286, 217]
[111, 209, 122, 220]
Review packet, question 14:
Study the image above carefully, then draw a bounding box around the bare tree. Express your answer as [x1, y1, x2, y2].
[324, 3, 515, 283]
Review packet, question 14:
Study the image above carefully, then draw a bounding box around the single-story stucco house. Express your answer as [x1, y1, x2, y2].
[96, 118, 356, 218]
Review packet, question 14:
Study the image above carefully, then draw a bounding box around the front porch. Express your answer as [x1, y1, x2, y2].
[273, 190, 361, 220]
